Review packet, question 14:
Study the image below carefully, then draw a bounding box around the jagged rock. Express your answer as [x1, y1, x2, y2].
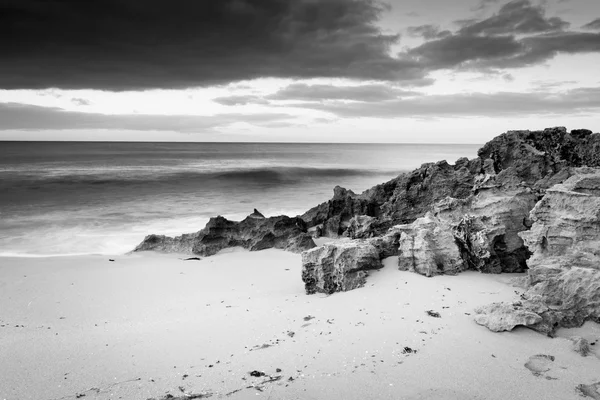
[444, 188, 537, 273]
[396, 213, 465, 277]
[135, 211, 316, 256]
[344, 215, 377, 239]
[301, 241, 382, 294]
[301, 186, 382, 237]
[520, 168, 600, 270]
[474, 302, 543, 332]
[133, 232, 199, 254]
[520, 267, 600, 334]
[248, 208, 265, 219]
[477, 169, 600, 334]
[366, 227, 402, 259]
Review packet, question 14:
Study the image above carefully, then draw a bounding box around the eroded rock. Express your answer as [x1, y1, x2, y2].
[474, 302, 542, 332]
[135, 211, 316, 256]
[396, 213, 465, 277]
[476, 169, 600, 334]
[301, 241, 382, 294]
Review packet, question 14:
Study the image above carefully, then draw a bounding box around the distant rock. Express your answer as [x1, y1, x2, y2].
[135, 210, 315, 256]
[301, 241, 382, 294]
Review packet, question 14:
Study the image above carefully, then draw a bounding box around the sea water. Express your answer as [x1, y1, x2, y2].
[0, 141, 480, 256]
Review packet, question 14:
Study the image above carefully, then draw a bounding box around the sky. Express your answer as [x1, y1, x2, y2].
[0, 0, 599, 143]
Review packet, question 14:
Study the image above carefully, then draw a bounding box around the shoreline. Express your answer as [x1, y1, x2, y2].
[1, 250, 598, 400]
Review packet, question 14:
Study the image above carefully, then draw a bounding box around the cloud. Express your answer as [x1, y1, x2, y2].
[461, 0, 569, 36]
[404, 0, 599, 71]
[406, 24, 451, 39]
[582, 18, 600, 30]
[0, 0, 425, 90]
[472, 0, 502, 11]
[267, 83, 419, 102]
[71, 98, 91, 106]
[2, 0, 598, 91]
[278, 87, 600, 118]
[0, 103, 293, 132]
[212, 95, 269, 106]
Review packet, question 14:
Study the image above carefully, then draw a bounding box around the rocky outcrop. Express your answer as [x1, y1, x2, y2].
[396, 213, 465, 277]
[300, 186, 386, 238]
[135, 127, 600, 332]
[134, 232, 199, 254]
[475, 169, 600, 334]
[301, 128, 600, 277]
[301, 241, 382, 295]
[135, 211, 316, 256]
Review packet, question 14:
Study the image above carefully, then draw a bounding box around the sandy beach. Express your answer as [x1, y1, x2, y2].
[1, 248, 598, 400]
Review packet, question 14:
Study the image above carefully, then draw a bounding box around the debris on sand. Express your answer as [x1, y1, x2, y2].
[249, 370, 266, 377]
[147, 393, 213, 400]
[426, 310, 441, 318]
[570, 336, 591, 357]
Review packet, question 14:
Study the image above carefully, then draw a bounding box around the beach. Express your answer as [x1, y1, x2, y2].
[2, 248, 598, 400]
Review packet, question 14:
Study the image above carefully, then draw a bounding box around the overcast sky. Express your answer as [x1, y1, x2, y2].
[1, 0, 599, 143]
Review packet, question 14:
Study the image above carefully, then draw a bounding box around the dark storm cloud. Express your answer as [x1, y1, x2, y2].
[0, 103, 292, 132]
[0, 0, 425, 90]
[407, 35, 523, 69]
[406, 25, 451, 39]
[405, 0, 599, 71]
[582, 18, 600, 30]
[279, 87, 600, 118]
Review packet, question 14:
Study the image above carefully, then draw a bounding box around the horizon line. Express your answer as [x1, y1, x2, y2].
[0, 139, 485, 145]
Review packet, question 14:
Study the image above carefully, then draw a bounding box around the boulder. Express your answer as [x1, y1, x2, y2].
[301, 241, 382, 294]
[474, 302, 543, 332]
[396, 213, 465, 277]
[135, 210, 316, 256]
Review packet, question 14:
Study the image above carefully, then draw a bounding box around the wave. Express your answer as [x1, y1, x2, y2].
[3, 166, 402, 188]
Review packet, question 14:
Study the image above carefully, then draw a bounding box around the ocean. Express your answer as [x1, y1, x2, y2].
[0, 141, 480, 256]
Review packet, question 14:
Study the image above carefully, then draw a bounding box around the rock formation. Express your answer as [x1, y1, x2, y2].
[301, 241, 382, 295]
[135, 211, 316, 256]
[135, 127, 600, 333]
[474, 169, 600, 334]
[395, 213, 465, 277]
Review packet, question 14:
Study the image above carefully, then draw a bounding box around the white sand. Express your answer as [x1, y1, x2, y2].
[1, 250, 599, 400]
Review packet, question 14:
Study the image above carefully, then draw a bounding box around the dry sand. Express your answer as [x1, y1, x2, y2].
[1, 249, 599, 400]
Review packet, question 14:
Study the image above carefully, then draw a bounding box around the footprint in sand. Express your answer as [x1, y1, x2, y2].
[524, 354, 558, 379]
[578, 382, 600, 399]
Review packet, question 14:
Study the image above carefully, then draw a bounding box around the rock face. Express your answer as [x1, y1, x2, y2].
[135, 211, 316, 256]
[396, 213, 465, 277]
[301, 241, 382, 295]
[475, 169, 600, 334]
